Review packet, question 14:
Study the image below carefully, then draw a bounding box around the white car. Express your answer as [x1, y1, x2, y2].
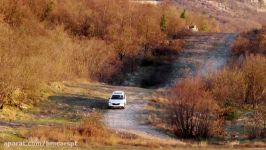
[187, 25, 199, 32]
[108, 91, 127, 109]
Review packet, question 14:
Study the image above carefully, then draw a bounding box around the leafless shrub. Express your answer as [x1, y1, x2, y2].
[166, 78, 222, 139]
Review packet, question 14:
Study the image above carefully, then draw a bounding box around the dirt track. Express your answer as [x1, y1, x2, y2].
[104, 33, 237, 141]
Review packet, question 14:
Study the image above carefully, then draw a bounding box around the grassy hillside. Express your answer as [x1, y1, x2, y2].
[0, 0, 219, 109]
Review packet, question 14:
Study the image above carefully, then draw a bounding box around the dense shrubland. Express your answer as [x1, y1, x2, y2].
[0, 0, 219, 108]
[232, 26, 266, 56]
[210, 56, 266, 139]
[210, 55, 266, 108]
[225, 28, 266, 139]
[163, 27, 266, 139]
[164, 55, 265, 139]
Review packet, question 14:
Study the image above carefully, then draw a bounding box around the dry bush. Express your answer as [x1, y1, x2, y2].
[0, 20, 76, 107]
[242, 55, 266, 107]
[166, 78, 222, 139]
[0, 0, 30, 26]
[246, 110, 265, 140]
[210, 69, 245, 106]
[45, 0, 179, 82]
[258, 107, 266, 131]
[231, 36, 252, 56]
[0, 0, 220, 108]
[0, 21, 120, 106]
[21, 113, 117, 145]
[210, 55, 266, 108]
[152, 40, 184, 56]
[0, 18, 111, 105]
[232, 26, 266, 56]
[258, 26, 266, 53]
[70, 39, 119, 82]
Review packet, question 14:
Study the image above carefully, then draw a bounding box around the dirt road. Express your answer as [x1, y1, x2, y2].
[168, 33, 237, 84]
[104, 90, 173, 139]
[104, 33, 237, 141]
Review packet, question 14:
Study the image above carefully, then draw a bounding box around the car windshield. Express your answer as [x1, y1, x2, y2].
[111, 95, 123, 99]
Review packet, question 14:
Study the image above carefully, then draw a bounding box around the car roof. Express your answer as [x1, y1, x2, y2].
[112, 91, 125, 95]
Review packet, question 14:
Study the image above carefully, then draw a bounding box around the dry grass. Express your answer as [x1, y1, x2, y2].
[20, 113, 118, 146]
[19, 114, 183, 148]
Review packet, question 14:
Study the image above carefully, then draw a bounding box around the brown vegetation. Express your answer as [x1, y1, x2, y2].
[20, 113, 118, 145]
[0, 0, 219, 108]
[20, 111, 182, 147]
[209, 55, 266, 139]
[228, 29, 266, 137]
[162, 55, 265, 140]
[211, 55, 266, 108]
[166, 78, 223, 139]
[232, 26, 266, 56]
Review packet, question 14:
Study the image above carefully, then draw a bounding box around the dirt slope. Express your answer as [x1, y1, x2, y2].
[174, 0, 266, 32]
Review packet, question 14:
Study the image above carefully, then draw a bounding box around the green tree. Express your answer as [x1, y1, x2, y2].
[160, 14, 167, 32]
[180, 9, 187, 19]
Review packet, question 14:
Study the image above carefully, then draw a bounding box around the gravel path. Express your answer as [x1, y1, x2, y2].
[104, 32, 237, 141]
[104, 94, 171, 139]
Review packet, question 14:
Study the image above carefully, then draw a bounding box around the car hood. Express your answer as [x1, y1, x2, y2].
[109, 99, 124, 103]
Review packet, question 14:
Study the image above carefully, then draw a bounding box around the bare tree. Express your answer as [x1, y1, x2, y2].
[166, 78, 222, 139]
